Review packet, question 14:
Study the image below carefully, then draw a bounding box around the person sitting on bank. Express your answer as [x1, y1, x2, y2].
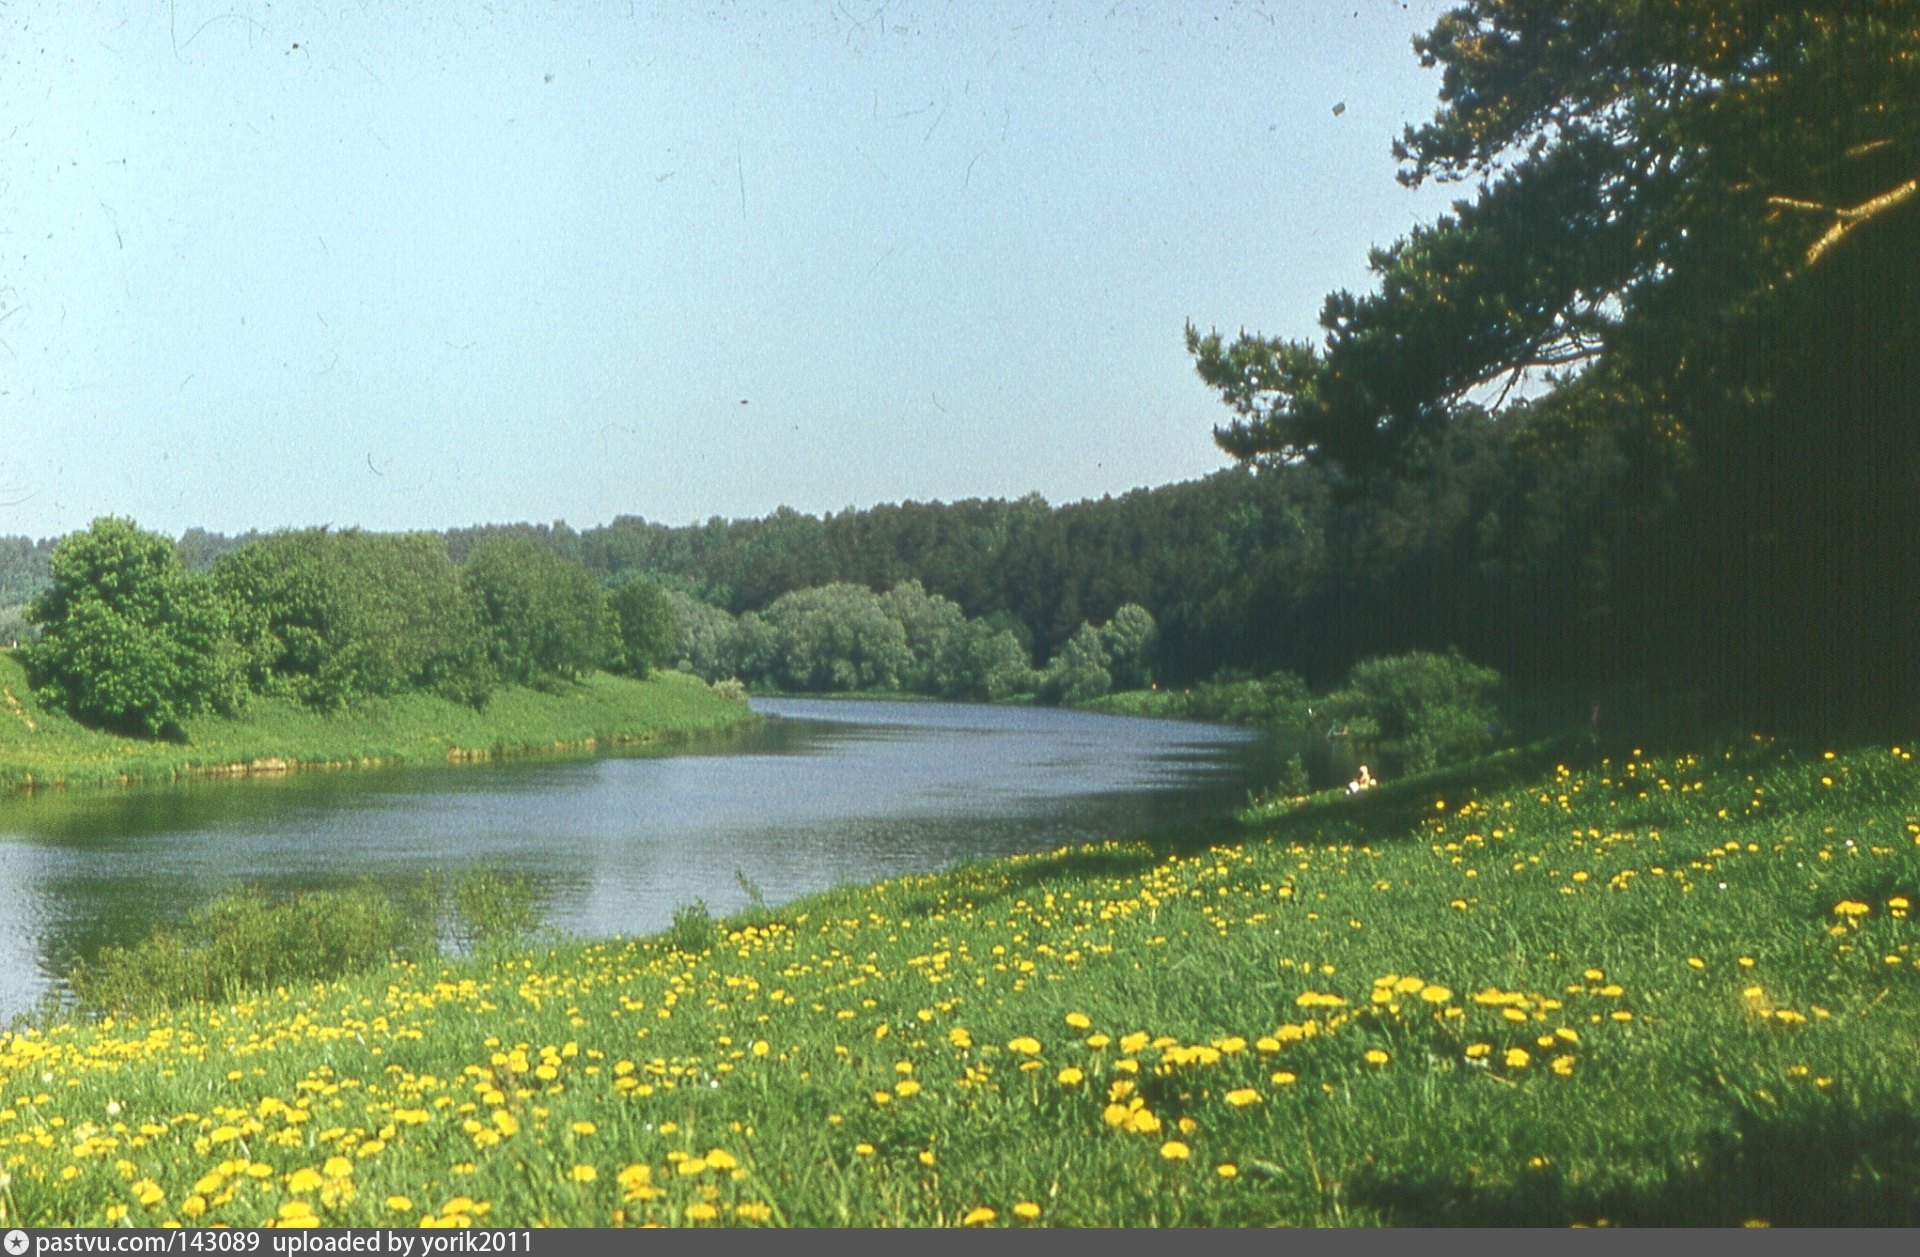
[1346, 764, 1376, 794]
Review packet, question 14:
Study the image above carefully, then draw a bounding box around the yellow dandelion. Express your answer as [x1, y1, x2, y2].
[1224, 1088, 1261, 1108]
[962, 1206, 997, 1227]
[1160, 1140, 1191, 1161]
[569, 1165, 596, 1183]
[1013, 1201, 1041, 1220]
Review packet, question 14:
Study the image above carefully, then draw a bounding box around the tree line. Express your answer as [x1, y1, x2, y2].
[1, 421, 1691, 736]
[22, 519, 677, 738]
[659, 579, 1154, 705]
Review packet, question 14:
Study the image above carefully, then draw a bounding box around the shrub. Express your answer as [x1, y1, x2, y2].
[448, 867, 541, 951]
[1275, 752, 1311, 797]
[668, 899, 717, 954]
[1325, 649, 1504, 774]
[66, 883, 430, 1016]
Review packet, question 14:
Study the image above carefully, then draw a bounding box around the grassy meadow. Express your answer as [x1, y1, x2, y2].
[0, 652, 756, 792]
[1, 733, 1916, 1227]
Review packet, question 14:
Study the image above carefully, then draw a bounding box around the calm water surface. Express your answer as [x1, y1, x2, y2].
[0, 698, 1279, 1018]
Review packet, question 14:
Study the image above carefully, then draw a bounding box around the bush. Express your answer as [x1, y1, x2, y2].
[668, 899, 717, 954]
[447, 867, 541, 951]
[66, 883, 431, 1016]
[1276, 752, 1311, 797]
[1325, 649, 1504, 774]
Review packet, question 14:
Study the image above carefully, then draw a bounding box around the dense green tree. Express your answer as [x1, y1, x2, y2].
[1192, 1, 1919, 477]
[607, 576, 678, 679]
[213, 529, 492, 709]
[0, 536, 54, 609]
[1190, 1, 1920, 728]
[1099, 603, 1158, 691]
[25, 518, 240, 737]
[938, 620, 1040, 702]
[1038, 623, 1112, 706]
[461, 537, 615, 686]
[662, 588, 743, 680]
[880, 581, 968, 693]
[761, 584, 913, 693]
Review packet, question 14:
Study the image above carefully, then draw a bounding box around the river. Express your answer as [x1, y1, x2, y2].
[0, 698, 1281, 1020]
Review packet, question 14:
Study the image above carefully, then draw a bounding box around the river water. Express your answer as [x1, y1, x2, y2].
[0, 698, 1280, 1020]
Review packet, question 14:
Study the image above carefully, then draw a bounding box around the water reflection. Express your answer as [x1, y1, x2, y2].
[0, 699, 1276, 1018]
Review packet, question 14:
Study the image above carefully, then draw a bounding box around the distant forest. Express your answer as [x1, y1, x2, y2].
[0, 390, 1665, 716]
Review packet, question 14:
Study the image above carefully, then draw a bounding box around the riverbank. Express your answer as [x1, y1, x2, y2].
[3, 733, 1916, 1226]
[0, 653, 757, 792]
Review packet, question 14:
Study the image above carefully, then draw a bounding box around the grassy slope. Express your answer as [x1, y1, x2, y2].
[0, 652, 756, 791]
[2, 736, 1918, 1227]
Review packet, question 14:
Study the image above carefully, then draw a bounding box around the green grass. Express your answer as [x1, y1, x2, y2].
[0, 652, 757, 792]
[2, 734, 1917, 1227]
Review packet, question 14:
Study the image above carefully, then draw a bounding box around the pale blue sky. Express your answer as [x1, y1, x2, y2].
[2, 1, 1459, 539]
